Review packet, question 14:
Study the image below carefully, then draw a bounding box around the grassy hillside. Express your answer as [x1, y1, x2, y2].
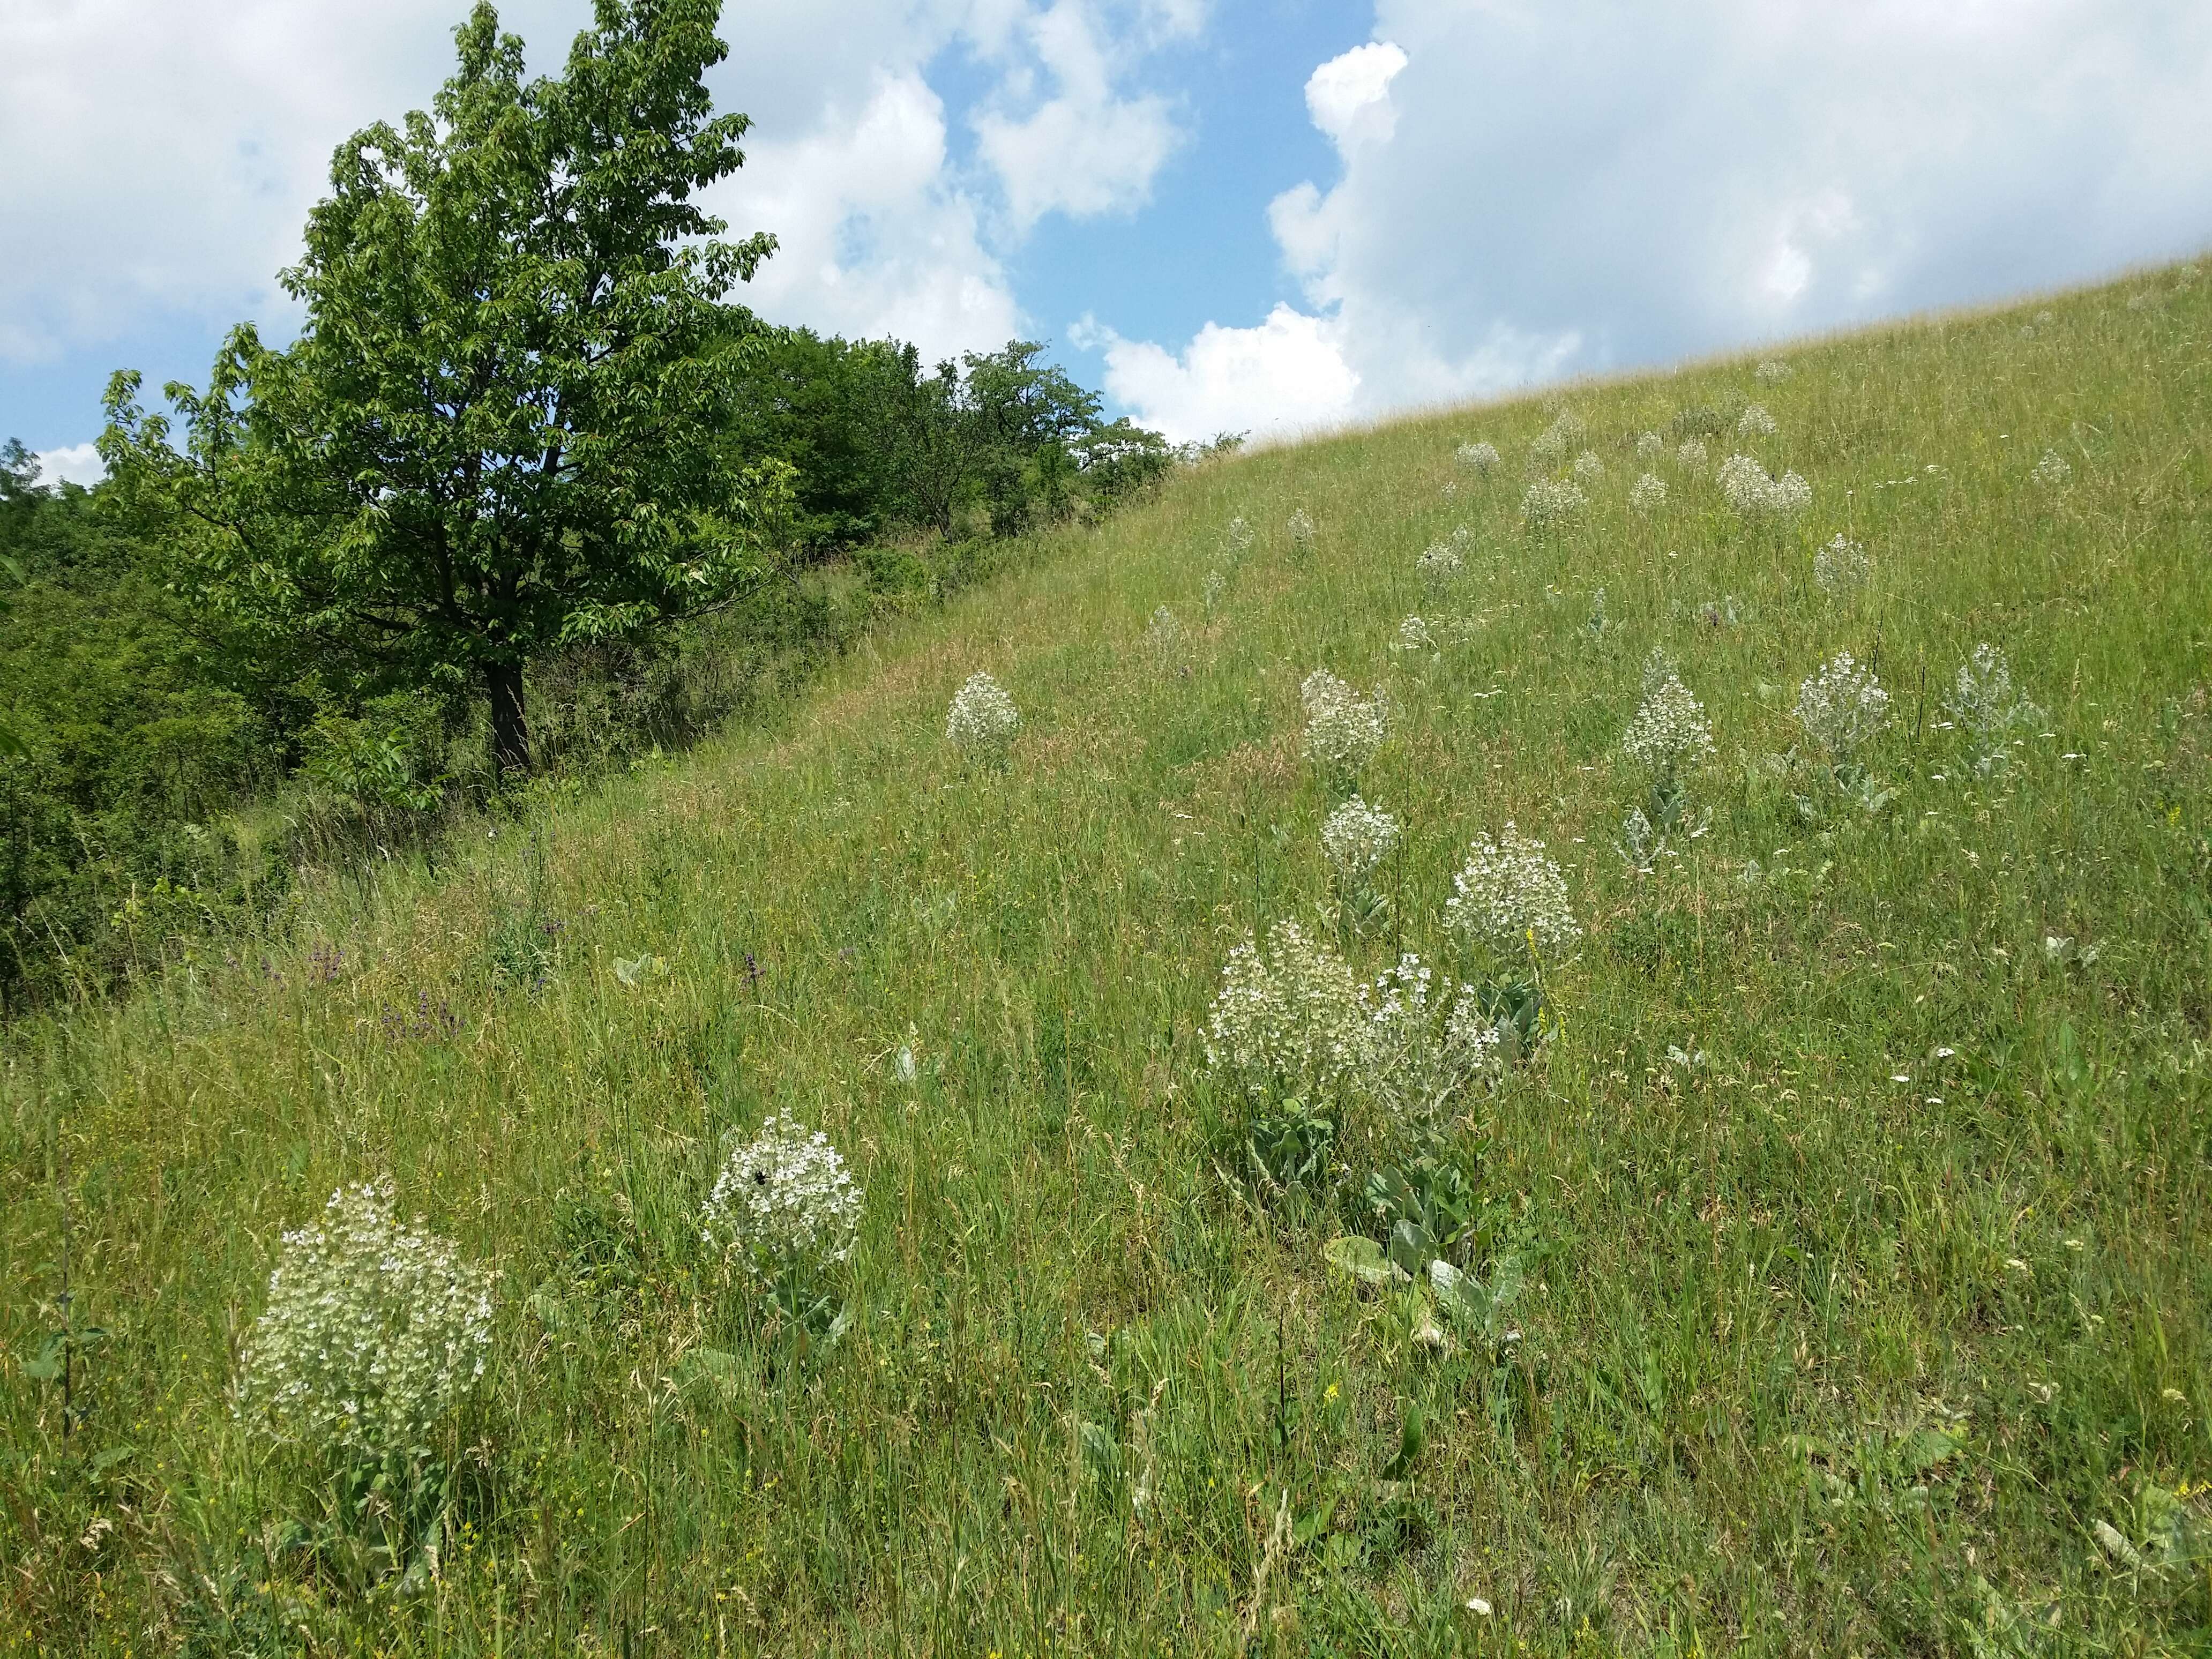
[8, 263, 2212, 1656]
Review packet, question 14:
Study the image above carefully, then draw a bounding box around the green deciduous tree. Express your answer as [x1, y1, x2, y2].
[101, 0, 794, 775]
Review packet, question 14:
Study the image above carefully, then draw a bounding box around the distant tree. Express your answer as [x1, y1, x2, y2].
[1072, 419, 1177, 510]
[854, 340, 1109, 540]
[722, 329, 909, 552]
[101, 0, 794, 775]
[963, 341, 1102, 536]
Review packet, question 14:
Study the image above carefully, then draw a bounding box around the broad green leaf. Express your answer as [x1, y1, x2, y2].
[1323, 1235, 1409, 1287]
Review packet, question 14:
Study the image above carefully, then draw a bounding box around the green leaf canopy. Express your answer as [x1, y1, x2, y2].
[102, 0, 794, 772]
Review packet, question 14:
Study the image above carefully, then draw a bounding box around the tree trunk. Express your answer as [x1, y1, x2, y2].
[488, 661, 530, 778]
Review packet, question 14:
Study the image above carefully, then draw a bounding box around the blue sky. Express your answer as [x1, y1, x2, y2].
[8, 1, 2212, 482]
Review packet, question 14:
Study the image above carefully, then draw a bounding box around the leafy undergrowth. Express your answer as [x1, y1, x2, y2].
[6, 264, 2212, 1656]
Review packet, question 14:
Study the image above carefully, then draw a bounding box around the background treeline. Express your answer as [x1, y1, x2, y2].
[0, 340, 1216, 1015]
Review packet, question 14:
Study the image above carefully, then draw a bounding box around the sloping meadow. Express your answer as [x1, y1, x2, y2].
[7, 265, 2211, 1653]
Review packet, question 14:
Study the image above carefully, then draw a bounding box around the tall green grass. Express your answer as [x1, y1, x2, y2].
[7, 264, 2211, 1655]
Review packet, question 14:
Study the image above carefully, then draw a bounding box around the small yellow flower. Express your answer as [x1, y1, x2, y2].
[1324, 1382, 1340, 1403]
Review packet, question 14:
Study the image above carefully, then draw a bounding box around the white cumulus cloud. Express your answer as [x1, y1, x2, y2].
[1303, 41, 1406, 150]
[1072, 305, 1357, 443]
[0, 0, 1201, 397]
[706, 70, 1018, 361]
[970, 0, 1197, 231]
[1090, 2, 2212, 439]
[34, 443, 106, 489]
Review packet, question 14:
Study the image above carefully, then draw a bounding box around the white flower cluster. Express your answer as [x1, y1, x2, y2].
[1676, 437, 1708, 468]
[1717, 454, 1812, 521]
[1444, 825, 1581, 962]
[1528, 408, 1587, 467]
[1635, 430, 1664, 460]
[1287, 508, 1317, 555]
[1736, 403, 1778, 438]
[1813, 534, 1871, 595]
[703, 1116, 863, 1272]
[1395, 614, 1436, 652]
[1570, 450, 1605, 485]
[1208, 931, 1501, 1115]
[1223, 515, 1256, 562]
[1628, 473, 1668, 513]
[1415, 537, 1464, 583]
[1301, 669, 1389, 777]
[946, 670, 1021, 759]
[1205, 921, 1373, 1104]
[236, 1181, 495, 1461]
[1321, 794, 1401, 889]
[1144, 604, 1185, 662]
[1755, 358, 1793, 384]
[1795, 652, 1890, 758]
[1946, 642, 2044, 771]
[1622, 660, 1715, 773]
[1363, 955, 1501, 1117]
[1455, 440, 1500, 473]
[1521, 478, 1588, 534]
[1203, 570, 1227, 612]
[2031, 449, 2072, 486]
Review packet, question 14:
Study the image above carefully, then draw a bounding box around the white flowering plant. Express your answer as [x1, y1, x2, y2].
[1363, 954, 1503, 1122]
[1622, 655, 1715, 779]
[1445, 824, 1581, 998]
[703, 1116, 864, 1334]
[946, 670, 1021, 765]
[1415, 537, 1464, 591]
[1676, 437, 1708, 469]
[1628, 472, 1668, 513]
[1528, 409, 1586, 468]
[1945, 642, 2043, 773]
[1717, 454, 1811, 522]
[1144, 604, 1186, 665]
[2031, 449, 2073, 487]
[1635, 430, 1664, 460]
[1205, 921, 1371, 1111]
[1321, 794, 1400, 931]
[1521, 478, 1588, 536]
[1455, 440, 1500, 473]
[1796, 651, 1890, 763]
[1736, 403, 1778, 438]
[1441, 827, 1579, 1058]
[1300, 669, 1389, 785]
[1570, 450, 1605, 486]
[1813, 534, 1871, 597]
[1205, 925, 1506, 1199]
[1287, 507, 1317, 560]
[233, 1181, 496, 1583]
[236, 1181, 495, 1467]
[1223, 515, 1256, 564]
